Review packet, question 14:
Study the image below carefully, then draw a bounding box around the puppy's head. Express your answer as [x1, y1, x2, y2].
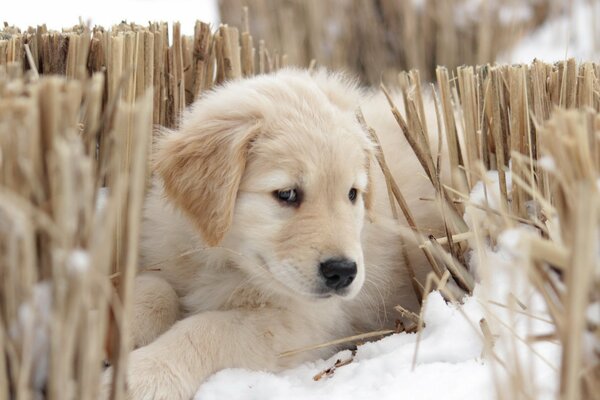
[156, 69, 374, 300]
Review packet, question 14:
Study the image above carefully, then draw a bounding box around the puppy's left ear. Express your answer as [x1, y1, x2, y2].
[155, 116, 260, 246]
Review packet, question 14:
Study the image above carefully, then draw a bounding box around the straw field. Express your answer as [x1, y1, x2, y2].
[219, 0, 557, 83]
[371, 61, 600, 399]
[1, 9, 599, 400]
[0, 20, 282, 400]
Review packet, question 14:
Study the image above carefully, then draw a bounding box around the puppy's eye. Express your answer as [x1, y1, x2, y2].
[274, 189, 301, 206]
[348, 188, 358, 203]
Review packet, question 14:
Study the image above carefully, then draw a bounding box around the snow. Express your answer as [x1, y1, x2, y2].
[453, 0, 533, 29]
[472, 222, 561, 399]
[11, 283, 52, 394]
[96, 187, 109, 213]
[67, 249, 91, 274]
[466, 169, 511, 210]
[538, 156, 556, 172]
[411, 0, 426, 12]
[589, 303, 600, 326]
[497, 3, 533, 26]
[501, 0, 600, 63]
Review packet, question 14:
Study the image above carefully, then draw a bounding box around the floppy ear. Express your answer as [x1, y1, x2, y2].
[155, 117, 260, 246]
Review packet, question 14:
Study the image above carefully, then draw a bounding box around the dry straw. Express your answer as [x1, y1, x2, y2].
[366, 60, 599, 399]
[0, 19, 281, 400]
[219, 0, 556, 84]
[0, 69, 152, 400]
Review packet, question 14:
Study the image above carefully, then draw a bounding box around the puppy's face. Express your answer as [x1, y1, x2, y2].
[230, 117, 371, 299]
[156, 70, 374, 300]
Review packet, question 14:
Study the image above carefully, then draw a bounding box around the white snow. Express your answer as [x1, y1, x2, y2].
[67, 249, 91, 274]
[466, 169, 512, 210]
[498, 3, 533, 26]
[538, 156, 557, 172]
[11, 283, 52, 393]
[96, 187, 109, 213]
[501, 0, 600, 63]
[411, 0, 426, 12]
[453, 0, 533, 29]
[590, 303, 600, 326]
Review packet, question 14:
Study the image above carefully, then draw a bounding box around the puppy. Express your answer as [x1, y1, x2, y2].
[110, 68, 443, 399]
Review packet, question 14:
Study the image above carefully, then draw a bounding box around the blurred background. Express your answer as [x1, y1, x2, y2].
[223, 0, 600, 82]
[4, 0, 600, 84]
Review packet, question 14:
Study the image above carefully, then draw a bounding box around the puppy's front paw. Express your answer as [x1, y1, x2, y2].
[101, 350, 195, 400]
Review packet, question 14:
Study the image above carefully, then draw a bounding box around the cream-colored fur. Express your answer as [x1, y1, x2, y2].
[103, 69, 444, 400]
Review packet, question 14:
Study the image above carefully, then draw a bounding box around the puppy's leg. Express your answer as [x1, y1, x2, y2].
[104, 309, 287, 400]
[131, 274, 179, 348]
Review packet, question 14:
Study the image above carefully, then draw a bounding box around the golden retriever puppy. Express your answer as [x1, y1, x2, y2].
[108, 68, 443, 399]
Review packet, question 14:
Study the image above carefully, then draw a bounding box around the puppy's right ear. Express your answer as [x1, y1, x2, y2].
[154, 114, 260, 246]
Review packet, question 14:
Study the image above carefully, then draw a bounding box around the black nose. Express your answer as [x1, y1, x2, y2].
[319, 258, 357, 290]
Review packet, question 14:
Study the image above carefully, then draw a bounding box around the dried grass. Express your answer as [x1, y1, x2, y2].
[0, 20, 279, 400]
[219, 0, 556, 84]
[0, 71, 151, 400]
[0, 20, 283, 129]
[376, 60, 600, 399]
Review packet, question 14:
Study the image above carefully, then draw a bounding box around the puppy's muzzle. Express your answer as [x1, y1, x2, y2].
[319, 258, 357, 290]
